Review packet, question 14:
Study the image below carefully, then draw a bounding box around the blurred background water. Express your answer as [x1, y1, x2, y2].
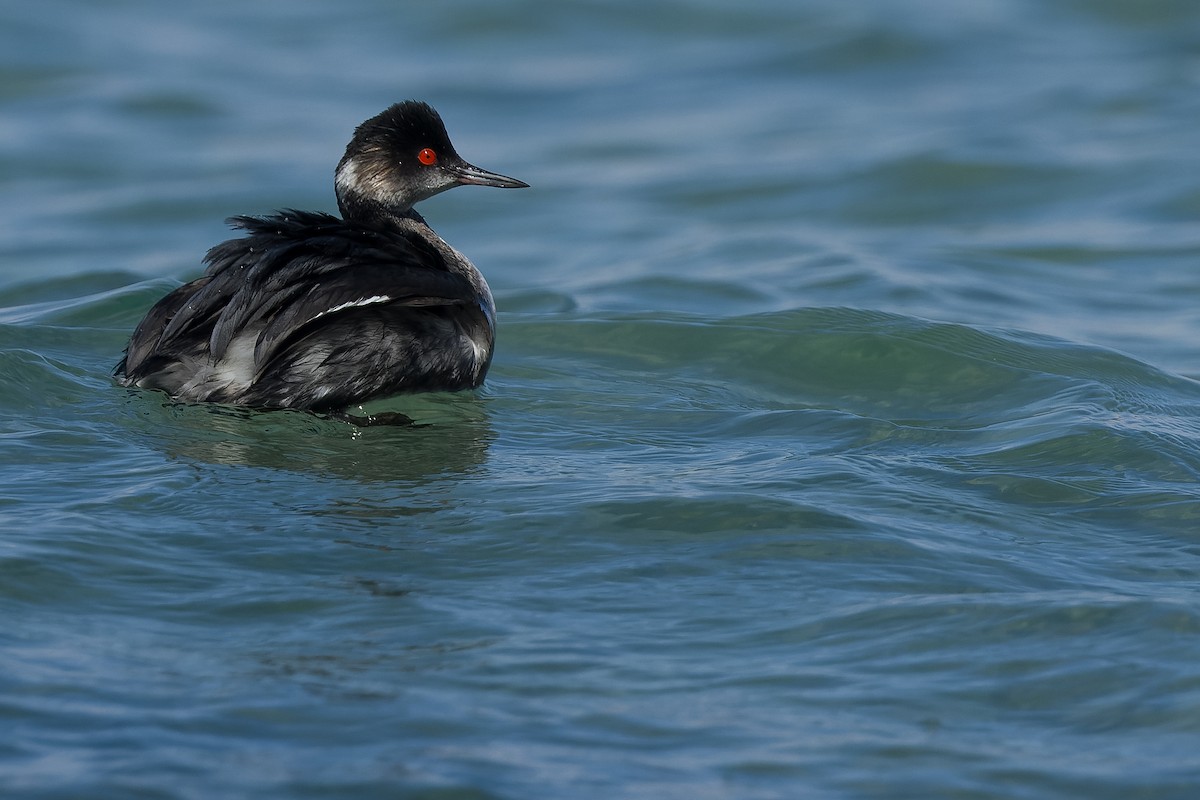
[3, 1, 1200, 798]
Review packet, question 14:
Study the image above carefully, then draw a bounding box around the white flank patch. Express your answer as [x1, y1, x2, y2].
[468, 335, 490, 367]
[210, 332, 258, 389]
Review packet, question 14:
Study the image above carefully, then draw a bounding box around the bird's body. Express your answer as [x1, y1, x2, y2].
[116, 101, 527, 411]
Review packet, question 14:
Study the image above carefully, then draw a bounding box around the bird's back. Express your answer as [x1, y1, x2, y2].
[117, 210, 496, 410]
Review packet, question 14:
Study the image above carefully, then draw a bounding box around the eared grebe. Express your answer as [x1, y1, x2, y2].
[116, 100, 528, 411]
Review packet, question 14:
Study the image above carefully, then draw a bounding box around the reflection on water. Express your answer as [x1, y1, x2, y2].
[121, 390, 494, 483]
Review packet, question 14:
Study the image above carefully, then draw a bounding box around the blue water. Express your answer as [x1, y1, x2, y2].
[4, 1, 1200, 798]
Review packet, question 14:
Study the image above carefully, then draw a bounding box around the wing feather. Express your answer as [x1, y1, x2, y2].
[121, 277, 211, 375]
[148, 210, 464, 362]
[250, 263, 475, 368]
[119, 209, 488, 401]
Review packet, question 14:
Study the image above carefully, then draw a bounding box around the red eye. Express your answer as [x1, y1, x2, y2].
[417, 148, 437, 165]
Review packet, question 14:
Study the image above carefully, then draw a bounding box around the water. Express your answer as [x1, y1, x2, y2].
[3, 0, 1200, 797]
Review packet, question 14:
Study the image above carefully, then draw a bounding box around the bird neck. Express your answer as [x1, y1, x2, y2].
[336, 191, 421, 229]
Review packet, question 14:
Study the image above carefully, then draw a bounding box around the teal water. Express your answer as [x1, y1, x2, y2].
[4, 1, 1200, 798]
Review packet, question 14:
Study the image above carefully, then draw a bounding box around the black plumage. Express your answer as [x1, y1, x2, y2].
[116, 101, 527, 411]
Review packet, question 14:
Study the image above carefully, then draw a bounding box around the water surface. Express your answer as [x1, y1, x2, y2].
[3, 1, 1200, 798]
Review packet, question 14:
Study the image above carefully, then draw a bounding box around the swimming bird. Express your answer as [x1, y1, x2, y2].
[116, 100, 528, 411]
